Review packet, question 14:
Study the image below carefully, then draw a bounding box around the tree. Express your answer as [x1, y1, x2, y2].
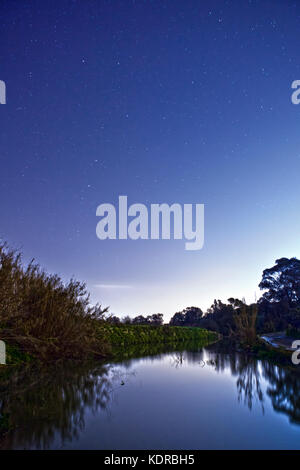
[131, 314, 164, 325]
[169, 312, 185, 326]
[259, 257, 300, 306]
[232, 301, 258, 345]
[132, 315, 148, 325]
[183, 307, 203, 325]
[122, 315, 132, 324]
[147, 313, 164, 326]
[107, 315, 121, 324]
[169, 307, 203, 327]
[203, 299, 236, 335]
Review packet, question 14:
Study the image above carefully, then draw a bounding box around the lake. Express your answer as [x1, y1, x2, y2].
[0, 341, 300, 449]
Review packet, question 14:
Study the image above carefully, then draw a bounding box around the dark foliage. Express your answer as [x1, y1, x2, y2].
[258, 257, 300, 332]
[169, 307, 203, 327]
[126, 313, 164, 326]
[200, 299, 236, 336]
[259, 257, 300, 305]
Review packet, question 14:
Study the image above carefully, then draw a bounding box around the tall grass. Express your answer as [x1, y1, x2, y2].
[0, 242, 109, 360]
[102, 324, 218, 347]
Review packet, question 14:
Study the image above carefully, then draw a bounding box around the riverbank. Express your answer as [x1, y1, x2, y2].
[103, 324, 218, 360]
[215, 334, 296, 367]
[259, 331, 297, 351]
[1, 340, 300, 450]
[0, 324, 218, 368]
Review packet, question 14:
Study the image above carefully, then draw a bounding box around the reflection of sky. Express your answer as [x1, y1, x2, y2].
[2, 1, 300, 320]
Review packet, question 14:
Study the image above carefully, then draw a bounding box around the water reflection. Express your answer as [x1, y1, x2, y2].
[205, 351, 265, 413]
[0, 342, 300, 449]
[0, 361, 129, 449]
[171, 345, 300, 423]
[263, 362, 300, 424]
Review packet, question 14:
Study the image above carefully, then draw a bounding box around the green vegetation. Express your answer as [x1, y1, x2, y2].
[101, 324, 217, 350]
[5, 343, 33, 365]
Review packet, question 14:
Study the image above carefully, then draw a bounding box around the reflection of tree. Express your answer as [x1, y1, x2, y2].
[0, 361, 124, 449]
[169, 344, 300, 423]
[206, 343, 300, 423]
[114, 339, 211, 368]
[168, 343, 265, 412]
[205, 349, 265, 412]
[0, 339, 213, 449]
[262, 362, 300, 425]
[171, 352, 185, 368]
[235, 357, 264, 412]
[121, 341, 300, 426]
[170, 348, 206, 368]
[1, 341, 300, 449]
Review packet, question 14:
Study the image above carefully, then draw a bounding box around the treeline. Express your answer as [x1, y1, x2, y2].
[109, 302, 257, 345]
[109, 257, 300, 345]
[107, 313, 164, 326]
[2, 238, 300, 361]
[196, 258, 300, 340]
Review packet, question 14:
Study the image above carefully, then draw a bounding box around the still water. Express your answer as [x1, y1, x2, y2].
[0, 342, 300, 449]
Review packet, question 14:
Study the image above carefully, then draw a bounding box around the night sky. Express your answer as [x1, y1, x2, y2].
[1, 0, 300, 320]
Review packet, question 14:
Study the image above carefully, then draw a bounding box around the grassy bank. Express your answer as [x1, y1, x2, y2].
[1, 325, 218, 367]
[102, 324, 217, 349]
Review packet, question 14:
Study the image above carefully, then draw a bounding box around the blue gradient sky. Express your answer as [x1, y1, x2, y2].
[1, 0, 300, 320]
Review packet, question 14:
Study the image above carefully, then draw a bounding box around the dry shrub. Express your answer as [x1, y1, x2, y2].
[0, 242, 109, 360]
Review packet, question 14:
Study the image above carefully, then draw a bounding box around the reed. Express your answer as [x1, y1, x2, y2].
[0, 242, 109, 360]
